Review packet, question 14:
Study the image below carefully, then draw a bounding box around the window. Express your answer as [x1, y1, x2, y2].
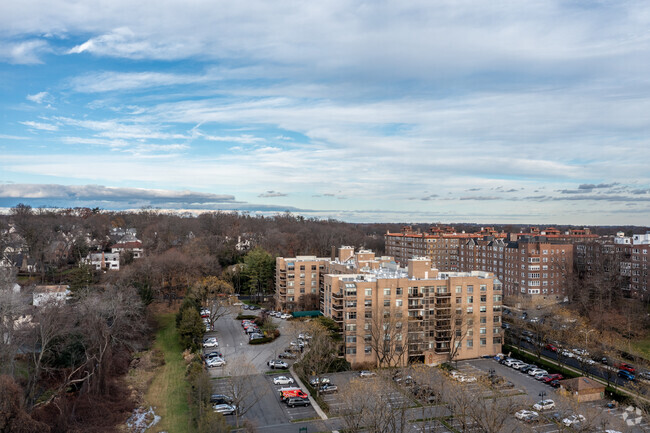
[456, 286, 462, 293]
[480, 316, 487, 324]
[493, 315, 500, 323]
[365, 288, 372, 297]
[467, 285, 474, 293]
[364, 311, 372, 319]
[345, 312, 356, 320]
[480, 285, 487, 292]
[345, 323, 356, 331]
[396, 299, 403, 307]
[384, 288, 391, 296]
[346, 336, 357, 343]
[396, 288, 403, 295]
[456, 297, 462, 304]
[493, 337, 502, 344]
[467, 296, 473, 303]
[493, 294, 502, 302]
[364, 300, 372, 307]
[480, 338, 486, 346]
[480, 295, 486, 303]
[346, 347, 357, 354]
[384, 300, 390, 307]
[467, 339, 473, 348]
[467, 307, 473, 313]
[300, 265, 305, 270]
[493, 327, 500, 334]
[480, 327, 486, 334]
[365, 346, 372, 354]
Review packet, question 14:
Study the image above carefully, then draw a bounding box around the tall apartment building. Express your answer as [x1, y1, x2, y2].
[275, 255, 329, 311]
[276, 247, 394, 311]
[385, 226, 505, 271]
[322, 257, 502, 368]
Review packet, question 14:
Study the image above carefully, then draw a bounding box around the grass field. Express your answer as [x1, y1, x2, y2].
[632, 337, 650, 361]
[145, 313, 191, 433]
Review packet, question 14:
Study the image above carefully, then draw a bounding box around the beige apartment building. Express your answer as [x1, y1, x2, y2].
[322, 257, 503, 368]
[276, 247, 394, 312]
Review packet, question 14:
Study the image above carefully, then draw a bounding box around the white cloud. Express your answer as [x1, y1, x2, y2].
[26, 91, 52, 104]
[0, 39, 48, 64]
[69, 70, 215, 93]
[20, 120, 58, 131]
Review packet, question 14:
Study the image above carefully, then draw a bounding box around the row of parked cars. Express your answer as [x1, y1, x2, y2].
[498, 354, 564, 387]
[268, 310, 293, 319]
[241, 319, 266, 341]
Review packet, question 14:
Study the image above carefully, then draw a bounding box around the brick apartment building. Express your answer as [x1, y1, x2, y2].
[322, 256, 502, 367]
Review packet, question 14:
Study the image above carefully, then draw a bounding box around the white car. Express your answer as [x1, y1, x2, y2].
[273, 376, 295, 385]
[562, 414, 585, 427]
[207, 357, 226, 367]
[359, 370, 376, 378]
[457, 375, 477, 383]
[203, 338, 218, 348]
[515, 409, 538, 420]
[511, 362, 528, 370]
[560, 349, 575, 358]
[281, 313, 292, 319]
[213, 404, 237, 415]
[533, 399, 555, 411]
[528, 368, 546, 376]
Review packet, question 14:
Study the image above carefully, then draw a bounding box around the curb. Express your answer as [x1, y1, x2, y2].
[289, 364, 329, 420]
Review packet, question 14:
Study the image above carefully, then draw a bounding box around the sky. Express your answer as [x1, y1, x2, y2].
[1, 1, 650, 224]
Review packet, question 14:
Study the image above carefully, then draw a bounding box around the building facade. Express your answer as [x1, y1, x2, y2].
[321, 257, 502, 368]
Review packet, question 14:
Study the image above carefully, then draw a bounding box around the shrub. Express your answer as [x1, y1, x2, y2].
[236, 314, 258, 320]
[249, 337, 273, 345]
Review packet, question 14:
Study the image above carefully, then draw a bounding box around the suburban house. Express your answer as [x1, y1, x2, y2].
[110, 233, 143, 259]
[83, 252, 120, 270]
[32, 285, 72, 307]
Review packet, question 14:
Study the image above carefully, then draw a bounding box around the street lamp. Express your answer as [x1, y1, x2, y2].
[539, 390, 546, 401]
[580, 329, 596, 346]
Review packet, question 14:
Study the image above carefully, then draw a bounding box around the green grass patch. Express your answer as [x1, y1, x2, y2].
[290, 416, 320, 423]
[632, 337, 650, 361]
[145, 313, 191, 433]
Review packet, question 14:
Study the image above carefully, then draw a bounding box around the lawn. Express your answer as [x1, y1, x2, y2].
[632, 336, 650, 361]
[145, 313, 191, 433]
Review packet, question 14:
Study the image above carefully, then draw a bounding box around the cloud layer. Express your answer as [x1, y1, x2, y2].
[1, 1, 650, 223]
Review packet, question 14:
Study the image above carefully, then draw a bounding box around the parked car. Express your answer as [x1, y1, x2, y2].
[543, 374, 563, 383]
[202, 337, 218, 348]
[359, 370, 376, 378]
[515, 409, 539, 420]
[268, 360, 289, 369]
[548, 380, 561, 388]
[298, 333, 312, 340]
[206, 357, 226, 367]
[527, 368, 546, 376]
[618, 370, 635, 381]
[210, 394, 233, 405]
[638, 371, 650, 380]
[273, 376, 295, 385]
[309, 377, 331, 386]
[281, 313, 292, 319]
[533, 399, 555, 411]
[319, 384, 338, 394]
[279, 351, 297, 359]
[213, 404, 237, 415]
[616, 363, 635, 373]
[249, 333, 265, 340]
[512, 362, 528, 370]
[534, 373, 549, 381]
[286, 397, 310, 407]
[205, 351, 223, 359]
[562, 414, 586, 427]
[520, 365, 535, 373]
[545, 343, 558, 352]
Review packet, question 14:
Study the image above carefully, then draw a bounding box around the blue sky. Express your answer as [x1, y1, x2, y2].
[1, 0, 650, 224]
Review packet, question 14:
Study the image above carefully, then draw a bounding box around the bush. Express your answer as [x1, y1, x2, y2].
[249, 337, 273, 345]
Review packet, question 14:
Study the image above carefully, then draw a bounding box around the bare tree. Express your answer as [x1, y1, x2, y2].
[292, 321, 338, 396]
[221, 357, 268, 428]
[192, 276, 235, 330]
[368, 305, 408, 367]
[338, 376, 409, 433]
[447, 307, 468, 365]
[0, 268, 28, 376]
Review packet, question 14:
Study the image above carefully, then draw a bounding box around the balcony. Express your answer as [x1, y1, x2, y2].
[332, 303, 343, 311]
[434, 291, 451, 298]
[332, 292, 343, 299]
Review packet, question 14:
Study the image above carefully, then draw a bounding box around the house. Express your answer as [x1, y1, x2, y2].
[559, 376, 605, 402]
[0, 253, 39, 273]
[32, 285, 71, 307]
[110, 234, 143, 259]
[83, 252, 120, 270]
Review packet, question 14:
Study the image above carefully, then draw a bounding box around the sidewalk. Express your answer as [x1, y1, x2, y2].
[289, 364, 329, 420]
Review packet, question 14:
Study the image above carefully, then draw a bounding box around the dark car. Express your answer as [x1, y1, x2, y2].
[286, 397, 310, 407]
[618, 370, 635, 381]
[279, 352, 297, 359]
[520, 365, 535, 373]
[210, 394, 233, 405]
[205, 351, 223, 359]
[548, 380, 561, 388]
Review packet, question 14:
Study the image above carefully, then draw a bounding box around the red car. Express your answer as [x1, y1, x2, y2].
[616, 363, 635, 373]
[543, 374, 563, 383]
[544, 343, 558, 352]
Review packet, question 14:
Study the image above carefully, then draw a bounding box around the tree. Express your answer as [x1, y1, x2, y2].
[178, 308, 204, 351]
[192, 277, 234, 331]
[243, 247, 274, 299]
[221, 358, 267, 428]
[0, 375, 51, 433]
[0, 268, 27, 376]
[446, 307, 468, 365]
[368, 305, 408, 367]
[296, 293, 319, 311]
[292, 321, 338, 396]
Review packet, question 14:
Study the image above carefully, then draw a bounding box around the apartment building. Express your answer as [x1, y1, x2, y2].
[322, 257, 502, 368]
[385, 226, 506, 271]
[276, 247, 395, 311]
[275, 255, 328, 311]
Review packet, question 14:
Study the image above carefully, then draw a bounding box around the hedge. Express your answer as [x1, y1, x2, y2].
[236, 314, 258, 320]
[249, 337, 274, 345]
